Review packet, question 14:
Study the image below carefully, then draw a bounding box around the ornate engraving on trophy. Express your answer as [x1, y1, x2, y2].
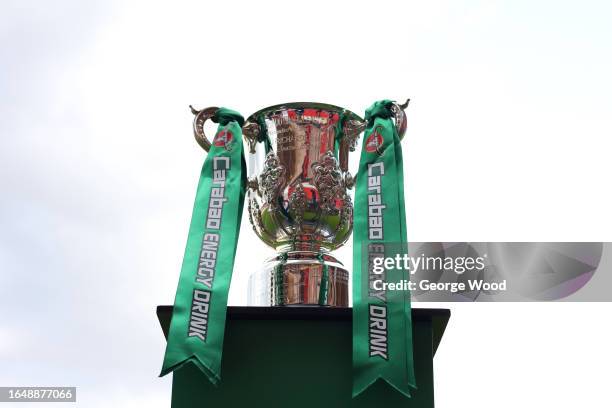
[312, 152, 344, 214]
[276, 128, 307, 152]
[288, 183, 306, 232]
[259, 151, 286, 208]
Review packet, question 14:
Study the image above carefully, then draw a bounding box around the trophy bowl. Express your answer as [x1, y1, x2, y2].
[191, 102, 407, 307]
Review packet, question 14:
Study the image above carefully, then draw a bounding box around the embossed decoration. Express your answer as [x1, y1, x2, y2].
[259, 151, 286, 208]
[288, 183, 306, 232]
[342, 118, 367, 152]
[338, 192, 353, 232]
[311, 151, 345, 214]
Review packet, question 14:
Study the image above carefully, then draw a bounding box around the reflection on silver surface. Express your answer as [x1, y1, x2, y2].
[245, 104, 358, 253]
[248, 251, 349, 306]
[243, 103, 366, 307]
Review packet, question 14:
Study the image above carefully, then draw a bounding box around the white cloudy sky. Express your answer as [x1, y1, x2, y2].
[1, 0, 611, 407]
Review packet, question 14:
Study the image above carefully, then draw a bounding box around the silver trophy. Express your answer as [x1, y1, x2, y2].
[191, 102, 407, 306]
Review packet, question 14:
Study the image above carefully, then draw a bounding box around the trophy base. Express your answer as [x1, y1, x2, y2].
[248, 251, 349, 307]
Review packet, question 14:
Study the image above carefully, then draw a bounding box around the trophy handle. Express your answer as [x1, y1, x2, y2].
[190, 105, 219, 152]
[242, 120, 261, 154]
[241, 119, 263, 193]
[390, 98, 409, 141]
[339, 100, 409, 188]
[339, 116, 367, 189]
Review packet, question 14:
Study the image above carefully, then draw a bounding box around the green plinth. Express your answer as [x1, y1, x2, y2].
[157, 306, 450, 408]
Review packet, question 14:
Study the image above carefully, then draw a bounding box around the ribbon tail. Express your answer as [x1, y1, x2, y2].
[353, 374, 415, 399]
[159, 354, 219, 383]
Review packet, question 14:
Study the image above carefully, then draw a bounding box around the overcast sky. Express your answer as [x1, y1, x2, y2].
[1, 1, 611, 407]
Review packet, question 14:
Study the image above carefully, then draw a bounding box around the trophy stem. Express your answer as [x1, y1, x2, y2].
[247, 249, 349, 307]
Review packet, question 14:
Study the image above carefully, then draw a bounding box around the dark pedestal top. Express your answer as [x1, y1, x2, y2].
[157, 306, 450, 356]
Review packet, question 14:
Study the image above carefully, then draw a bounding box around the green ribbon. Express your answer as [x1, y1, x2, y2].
[352, 100, 416, 398]
[160, 107, 246, 385]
